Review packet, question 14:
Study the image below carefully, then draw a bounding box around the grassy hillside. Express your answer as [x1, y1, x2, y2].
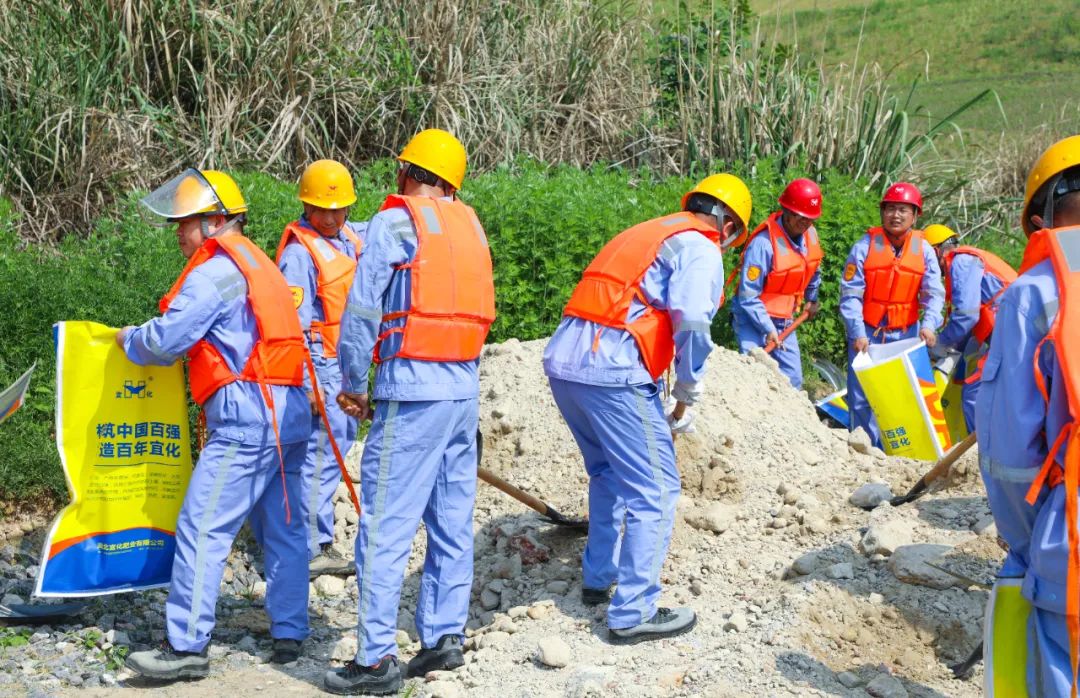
[751, 0, 1080, 136]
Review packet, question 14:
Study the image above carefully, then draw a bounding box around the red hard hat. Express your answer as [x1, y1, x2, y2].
[778, 178, 822, 220]
[881, 182, 923, 213]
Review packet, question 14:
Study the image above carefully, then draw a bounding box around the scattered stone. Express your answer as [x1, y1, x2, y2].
[396, 630, 412, 647]
[837, 671, 862, 688]
[536, 636, 571, 668]
[866, 673, 908, 698]
[826, 563, 854, 580]
[236, 635, 258, 653]
[791, 552, 820, 576]
[492, 554, 523, 580]
[1, 594, 24, 606]
[849, 483, 892, 509]
[314, 575, 346, 596]
[973, 515, 998, 537]
[508, 606, 528, 619]
[860, 520, 912, 556]
[888, 545, 959, 590]
[527, 604, 553, 621]
[478, 631, 510, 649]
[545, 581, 569, 595]
[684, 503, 737, 534]
[480, 589, 501, 611]
[332, 637, 358, 662]
[847, 428, 874, 455]
[723, 613, 749, 633]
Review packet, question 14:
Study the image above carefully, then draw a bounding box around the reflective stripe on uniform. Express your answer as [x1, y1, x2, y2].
[187, 441, 240, 641]
[357, 400, 399, 664]
[632, 389, 669, 617]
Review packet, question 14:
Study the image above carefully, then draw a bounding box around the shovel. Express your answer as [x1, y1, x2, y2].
[764, 309, 811, 354]
[476, 431, 589, 531]
[0, 601, 86, 625]
[888, 432, 978, 507]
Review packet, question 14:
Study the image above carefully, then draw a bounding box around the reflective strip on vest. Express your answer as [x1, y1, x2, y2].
[374, 195, 496, 363]
[274, 222, 362, 358]
[563, 212, 722, 380]
[862, 228, 926, 330]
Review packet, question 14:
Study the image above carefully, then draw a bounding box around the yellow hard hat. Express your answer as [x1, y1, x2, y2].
[299, 160, 356, 210]
[1023, 134, 1080, 234]
[398, 129, 467, 190]
[140, 168, 247, 221]
[924, 224, 957, 246]
[681, 173, 753, 233]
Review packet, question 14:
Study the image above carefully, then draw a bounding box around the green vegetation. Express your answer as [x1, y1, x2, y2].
[751, 0, 1080, 136]
[0, 160, 880, 502]
[1, 0, 985, 241]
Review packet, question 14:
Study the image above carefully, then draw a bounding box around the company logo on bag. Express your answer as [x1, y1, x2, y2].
[116, 379, 153, 399]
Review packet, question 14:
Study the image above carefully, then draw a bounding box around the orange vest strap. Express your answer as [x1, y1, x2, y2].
[563, 213, 722, 380]
[758, 211, 824, 319]
[862, 228, 926, 329]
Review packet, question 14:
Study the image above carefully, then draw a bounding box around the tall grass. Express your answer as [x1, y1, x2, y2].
[0, 0, 1001, 241]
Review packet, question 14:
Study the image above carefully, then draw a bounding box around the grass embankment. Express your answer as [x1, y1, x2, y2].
[752, 0, 1080, 136]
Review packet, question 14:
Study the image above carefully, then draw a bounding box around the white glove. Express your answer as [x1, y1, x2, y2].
[671, 379, 702, 406]
[667, 409, 696, 434]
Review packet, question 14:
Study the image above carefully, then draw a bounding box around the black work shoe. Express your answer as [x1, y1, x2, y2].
[125, 640, 210, 680]
[324, 655, 402, 696]
[406, 634, 464, 677]
[608, 607, 697, 646]
[270, 638, 302, 664]
[309, 544, 354, 578]
[582, 586, 613, 606]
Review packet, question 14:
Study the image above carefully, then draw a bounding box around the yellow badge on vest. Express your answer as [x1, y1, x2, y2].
[746, 266, 761, 282]
[844, 263, 856, 281]
[290, 286, 304, 309]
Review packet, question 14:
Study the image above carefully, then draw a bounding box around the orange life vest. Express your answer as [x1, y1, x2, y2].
[1021, 226, 1080, 696]
[274, 222, 362, 359]
[744, 211, 824, 319]
[563, 212, 722, 380]
[942, 245, 1017, 344]
[862, 227, 927, 330]
[159, 234, 306, 405]
[373, 195, 496, 363]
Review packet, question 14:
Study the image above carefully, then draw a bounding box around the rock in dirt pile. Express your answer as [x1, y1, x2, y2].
[0, 338, 999, 697]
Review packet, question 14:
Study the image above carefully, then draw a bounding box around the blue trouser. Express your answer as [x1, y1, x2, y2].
[548, 377, 680, 630]
[1029, 607, 1073, 696]
[303, 363, 356, 556]
[353, 398, 478, 665]
[167, 437, 309, 652]
[958, 336, 988, 434]
[733, 313, 802, 389]
[846, 323, 918, 446]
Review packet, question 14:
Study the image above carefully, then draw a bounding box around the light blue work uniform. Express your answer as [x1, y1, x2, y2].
[731, 216, 821, 389]
[337, 201, 481, 665]
[543, 228, 723, 630]
[937, 251, 1008, 432]
[976, 257, 1072, 696]
[278, 217, 365, 556]
[123, 244, 312, 652]
[839, 232, 944, 445]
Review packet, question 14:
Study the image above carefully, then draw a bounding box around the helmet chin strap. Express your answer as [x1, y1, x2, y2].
[201, 214, 242, 240]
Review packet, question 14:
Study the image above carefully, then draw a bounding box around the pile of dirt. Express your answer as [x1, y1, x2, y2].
[1, 337, 1000, 698]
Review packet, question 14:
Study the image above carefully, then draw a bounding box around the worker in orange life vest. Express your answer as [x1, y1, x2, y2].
[272, 160, 366, 577]
[838, 182, 945, 446]
[732, 178, 824, 388]
[119, 170, 313, 677]
[977, 134, 1080, 696]
[327, 130, 496, 695]
[924, 223, 1016, 432]
[543, 174, 750, 646]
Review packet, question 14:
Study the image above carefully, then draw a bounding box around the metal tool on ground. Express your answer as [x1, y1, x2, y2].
[949, 643, 984, 680]
[476, 431, 589, 531]
[764, 309, 811, 353]
[886, 431, 978, 507]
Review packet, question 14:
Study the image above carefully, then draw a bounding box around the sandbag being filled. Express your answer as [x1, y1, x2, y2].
[852, 338, 951, 461]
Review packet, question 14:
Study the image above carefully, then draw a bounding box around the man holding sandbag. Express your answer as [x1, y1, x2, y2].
[839, 182, 945, 445]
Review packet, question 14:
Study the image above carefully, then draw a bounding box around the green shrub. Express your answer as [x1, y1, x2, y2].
[0, 160, 880, 502]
